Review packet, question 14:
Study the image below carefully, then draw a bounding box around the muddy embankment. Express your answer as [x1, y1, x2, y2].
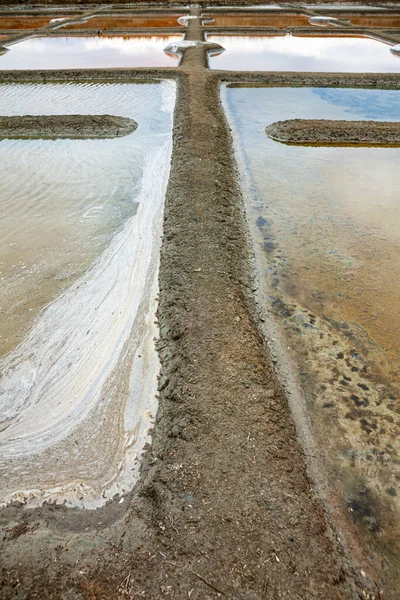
[0, 114, 137, 139]
[266, 118, 400, 145]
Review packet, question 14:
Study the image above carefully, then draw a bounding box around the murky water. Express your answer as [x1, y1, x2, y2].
[202, 11, 400, 29]
[205, 4, 283, 9]
[223, 85, 400, 574]
[208, 34, 400, 72]
[0, 15, 76, 29]
[60, 14, 184, 30]
[304, 4, 387, 9]
[203, 13, 311, 27]
[0, 35, 183, 69]
[335, 14, 400, 27]
[0, 81, 175, 508]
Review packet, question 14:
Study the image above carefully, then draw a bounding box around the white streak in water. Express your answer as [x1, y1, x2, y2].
[0, 82, 175, 507]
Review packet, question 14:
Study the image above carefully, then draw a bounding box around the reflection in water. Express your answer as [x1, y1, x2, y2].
[203, 13, 311, 27]
[208, 34, 400, 72]
[61, 15, 184, 30]
[223, 85, 400, 579]
[0, 35, 183, 69]
[0, 81, 175, 508]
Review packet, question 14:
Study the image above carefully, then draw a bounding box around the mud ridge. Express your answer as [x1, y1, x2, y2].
[266, 118, 400, 145]
[0, 114, 137, 139]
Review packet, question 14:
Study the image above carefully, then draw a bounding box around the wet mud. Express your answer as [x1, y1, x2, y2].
[0, 114, 138, 138]
[266, 117, 400, 145]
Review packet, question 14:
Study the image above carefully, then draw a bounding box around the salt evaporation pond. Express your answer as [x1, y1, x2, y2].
[0, 15, 78, 29]
[303, 4, 386, 9]
[342, 14, 400, 27]
[60, 14, 185, 30]
[0, 35, 183, 69]
[205, 4, 283, 9]
[208, 34, 400, 72]
[223, 84, 400, 556]
[0, 80, 176, 508]
[203, 13, 311, 27]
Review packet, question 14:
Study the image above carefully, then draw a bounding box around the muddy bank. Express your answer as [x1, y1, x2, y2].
[266, 118, 400, 145]
[224, 71, 400, 87]
[1, 68, 400, 86]
[0, 114, 137, 138]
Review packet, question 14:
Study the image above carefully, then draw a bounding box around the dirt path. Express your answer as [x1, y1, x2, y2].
[0, 6, 399, 600]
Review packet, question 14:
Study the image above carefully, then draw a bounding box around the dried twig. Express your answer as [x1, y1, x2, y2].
[61, 534, 75, 553]
[189, 569, 225, 595]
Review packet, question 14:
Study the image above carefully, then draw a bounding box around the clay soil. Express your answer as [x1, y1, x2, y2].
[1, 6, 400, 600]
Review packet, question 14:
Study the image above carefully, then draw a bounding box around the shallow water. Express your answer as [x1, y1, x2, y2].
[223, 85, 400, 567]
[0, 15, 76, 29]
[304, 4, 387, 9]
[208, 34, 400, 72]
[205, 4, 283, 9]
[203, 13, 311, 27]
[0, 81, 175, 508]
[60, 14, 184, 30]
[331, 13, 400, 27]
[0, 35, 183, 69]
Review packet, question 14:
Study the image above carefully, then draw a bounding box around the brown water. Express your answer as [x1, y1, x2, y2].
[0, 35, 183, 69]
[223, 85, 400, 579]
[61, 15, 184, 30]
[335, 13, 400, 27]
[208, 34, 400, 72]
[203, 13, 311, 27]
[0, 15, 76, 29]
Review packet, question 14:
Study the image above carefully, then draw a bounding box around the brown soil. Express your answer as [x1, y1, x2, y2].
[266, 118, 400, 145]
[0, 114, 137, 138]
[1, 7, 400, 600]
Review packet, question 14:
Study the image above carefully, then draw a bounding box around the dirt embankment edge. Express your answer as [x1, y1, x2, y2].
[266, 118, 400, 146]
[0, 114, 137, 138]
